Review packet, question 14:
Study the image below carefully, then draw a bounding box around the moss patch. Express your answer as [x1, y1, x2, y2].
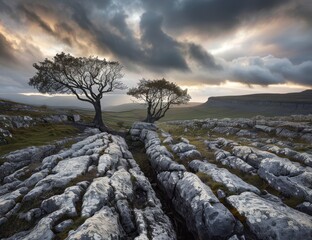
[195, 172, 229, 195]
[0, 123, 80, 157]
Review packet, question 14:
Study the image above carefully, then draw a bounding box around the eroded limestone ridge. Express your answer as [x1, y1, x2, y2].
[130, 120, 312, 240]
[0, 130, 175, 239]
[1, 115, 312, 240]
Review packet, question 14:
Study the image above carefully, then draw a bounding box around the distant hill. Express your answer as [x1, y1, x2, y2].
[104, 102, 202, 112]
[199, 90, 312, 116]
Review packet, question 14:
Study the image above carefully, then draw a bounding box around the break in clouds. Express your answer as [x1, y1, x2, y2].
[0, 0, 312, 94]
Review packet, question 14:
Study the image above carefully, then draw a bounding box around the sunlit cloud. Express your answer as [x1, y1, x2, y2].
[0, 0, 311, 106]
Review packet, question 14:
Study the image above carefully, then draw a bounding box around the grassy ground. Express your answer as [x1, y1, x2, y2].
[0, 124, 80, 156]
[74, 105, 255, 132]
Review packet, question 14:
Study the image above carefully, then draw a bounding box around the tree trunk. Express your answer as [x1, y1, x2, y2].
[144, 113, 159, 123]
[92, 101, 108, 131]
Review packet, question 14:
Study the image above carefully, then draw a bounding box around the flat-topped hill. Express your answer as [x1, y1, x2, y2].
[199, 90, 312, 116]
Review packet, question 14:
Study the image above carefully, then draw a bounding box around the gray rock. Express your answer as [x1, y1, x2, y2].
[21, 217, 55, 240]
[213, 126, 240, 135]
[178, 149, 202, 161]
[180, 137, 190, 144]
[54, 219, 74, 233]
[24, 156, 91, 201]
[72, 114, 80, 122]
[110, 169, 133, 201]
[20, 208, 42, 222]
[227, 192, 312, 240]
[276, 127, 299, 139]
[0, 199, 15, 216]
[296, 202, 312, 216]
[258, 157, 312, 202]
[189, 160, 260, 194]
[301, 133, 312, 143]
[134, 207, 176, 240]
[81, 177, 112, 217]
[0, 187, 27, 216]
[254, 124, 274, 133]
[232, 146, 276, 168]
[97, 154, 117, 176]
[41, 185, 83, 217]
[66, 207, 124, 240]
[116, 199, 136, 234]
[150, 155, 186, 174]
[172, 172, 236, 239]
[236, 129, 257, 138]
[20, 170, 49, 188]
[216, 155, 256, 174]
[217, 189, 226, 199]
[171, 142, 196, 154]
[1, 144, 56, 181]
[163, 136, 173, 144]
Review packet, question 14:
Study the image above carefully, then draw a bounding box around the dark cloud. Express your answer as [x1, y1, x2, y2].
[0, 33, 17, 66]
[187, 43, 222, 70]
[19, 5, 54, 35]
[141, 0, 289, 34]
[140, 12, 189, 71]
[94, 11, 144, 63]
[0, 0, 312, 96]
[228, 56, 312, 86]
[289, 0, 312, 25]
[0, 1, 13, 15]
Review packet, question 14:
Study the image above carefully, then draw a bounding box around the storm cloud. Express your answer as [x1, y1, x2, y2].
[0, 0, 311, 98]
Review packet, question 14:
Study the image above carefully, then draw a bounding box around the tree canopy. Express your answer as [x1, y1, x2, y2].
[127, 78, 191, 123]
[29, 52, 125, 130]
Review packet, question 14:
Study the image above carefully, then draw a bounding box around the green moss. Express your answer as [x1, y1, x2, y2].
[195, 172, 228, 194]
[54, 217, 87, 240]
[67, 169, 98, 187]
[226, 203, 247, 224]
[131, 149, 153, 177]
[0, 124, 80, 157]
[282, 196, 305, 208]
[0, 186, 66, 238]
[130, 174, 137, 184]
[17, 161, 43, 182]
[0, 214, 34, 238]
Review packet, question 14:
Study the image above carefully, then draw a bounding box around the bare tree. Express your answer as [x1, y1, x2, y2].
[127, 78, 191, 123]
[29, 52, 125, 131]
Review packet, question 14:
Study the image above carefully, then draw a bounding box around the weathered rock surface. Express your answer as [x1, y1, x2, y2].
[167, 115, 312, 143]
[258, 157, 312, 202]
[189, 160, 260, 194]
[171, 172, 237, 239]
[0, 130, 175, 239]
[227, 192, 312, 240]
[66, 206, 124, 240]
[131, 122, 239, 239]
[214, 149, 256, 173]
[163, 116, 312, 238]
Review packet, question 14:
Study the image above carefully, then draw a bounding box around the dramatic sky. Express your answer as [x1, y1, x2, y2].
[0, 0, 311, 107]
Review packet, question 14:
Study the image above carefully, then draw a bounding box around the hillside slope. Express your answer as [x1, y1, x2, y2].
[200, 90, 312, 116]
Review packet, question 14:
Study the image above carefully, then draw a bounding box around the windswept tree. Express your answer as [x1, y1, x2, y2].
[127, 78, 191, 123]
[29, 52, 125, 131]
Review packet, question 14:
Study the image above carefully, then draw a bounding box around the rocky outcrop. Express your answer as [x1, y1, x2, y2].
[131, 122, 240, 239]
[0, 113, 82, 146]
[227, 192, 312, 240]
[171, 141, 202, 161]
[189, 160, 260, 194]
[167, 115, 312, 143]
[258, 157, 312, 202]
[0, 128, 99, 183]
[162, 116, 312, 239]
[0, 130, 175, 239]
